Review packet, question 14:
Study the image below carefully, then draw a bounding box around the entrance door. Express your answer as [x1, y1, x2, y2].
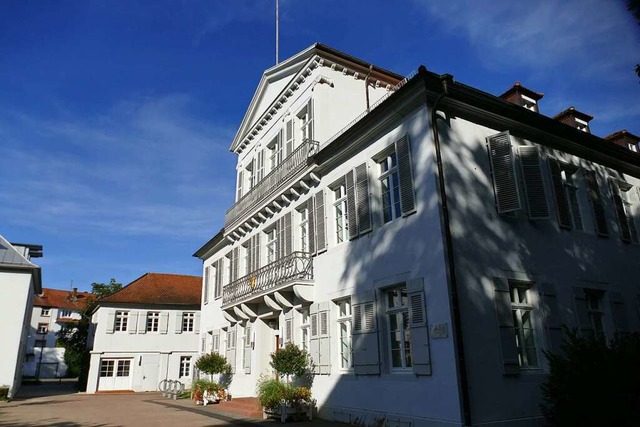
[141, 354, 160, 391]
[98, 359, 133, 391]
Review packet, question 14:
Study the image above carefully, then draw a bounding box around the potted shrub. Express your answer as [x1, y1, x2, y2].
[194, 353, 232, 404]
[258, 343, 315, 422]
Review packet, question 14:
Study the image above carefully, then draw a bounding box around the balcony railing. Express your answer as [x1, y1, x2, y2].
[222, 251, 313, 306]
[225, 139, 319, 229]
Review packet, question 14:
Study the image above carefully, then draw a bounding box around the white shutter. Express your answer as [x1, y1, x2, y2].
[194, 313, 201, 334]
[128, 311, 138, 334]
[309, 304, 320, 374]
[159, 312, 169, 334]
[585, 171, 608, 236]
[352, 290, 379, 375]
[407, 279, 431, 375]
[396, 135, 416, 215]
[518, 146, 550, 219]
[549, 160, 572, 229]
[137, 311, 147, 334]
[105, 310, 115, 334]
[175, 312, 183, 334]
[494, 278, 519, 375]
[314, 191, 326, 254]
[609, 179, 632, 243]
[346, 171, 358, 240]
[487, 132, 521, 214]
[204, 266, 210, 304]
[540, 283, 563, 353]
[355, 163, 372, 234]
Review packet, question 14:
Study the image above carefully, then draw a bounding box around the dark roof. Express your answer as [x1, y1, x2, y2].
[193, 228, 226, 259]
[34, 288, 93, 310]
[553, 106, 594, 122]
[605, 129, 640, 144]
[499, 82, 544, 101]
[98, 273, 201, 306]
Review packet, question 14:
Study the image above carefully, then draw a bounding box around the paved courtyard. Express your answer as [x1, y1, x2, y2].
[0, 382, 337, 427]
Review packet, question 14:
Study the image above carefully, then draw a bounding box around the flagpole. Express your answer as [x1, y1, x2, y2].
[275, 0, 279, 65]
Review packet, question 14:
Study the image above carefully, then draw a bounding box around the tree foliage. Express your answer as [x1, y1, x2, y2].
[56, 279, 122, 389]
[270, 342, 309, 382]
[195, 352, 230, 375]
[629, 0, 640, 79]
[541, 331, 640, 427]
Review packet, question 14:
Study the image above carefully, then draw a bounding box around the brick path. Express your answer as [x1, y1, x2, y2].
[0, 382, 340, 427]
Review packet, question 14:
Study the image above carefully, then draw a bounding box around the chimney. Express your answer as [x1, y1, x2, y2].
[500, 82, 544, 113]
[604, 129, 640, 152]
[553, 106, 593, 133]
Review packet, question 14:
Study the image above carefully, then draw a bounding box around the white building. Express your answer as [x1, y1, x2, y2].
[86, 273, 201, 393]
[194, 44, 640, 427]
[23, 287, 92, 379]
[0, 235, 43, 399]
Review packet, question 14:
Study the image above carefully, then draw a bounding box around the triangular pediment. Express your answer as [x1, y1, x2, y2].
[0, 234, 37, 268]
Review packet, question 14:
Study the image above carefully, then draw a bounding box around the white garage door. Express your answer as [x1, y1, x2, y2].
[98, 359, 133, 391]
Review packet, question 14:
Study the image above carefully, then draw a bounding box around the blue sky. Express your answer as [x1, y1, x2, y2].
[1, 0, 638, 292]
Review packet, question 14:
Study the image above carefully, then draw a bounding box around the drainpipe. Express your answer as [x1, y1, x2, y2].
[365, 64, 373, 112]
[423, 67, 472, 427]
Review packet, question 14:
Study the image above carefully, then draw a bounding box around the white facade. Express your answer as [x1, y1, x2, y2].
[86, 304, 200, 393]
[0, 237, 42, 398]
[196, 44, 640, 427]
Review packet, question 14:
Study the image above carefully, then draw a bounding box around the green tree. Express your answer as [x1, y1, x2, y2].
[629, 0, 640, 79]
[56, 279, 122, 390]
[270, 342, 309, 384]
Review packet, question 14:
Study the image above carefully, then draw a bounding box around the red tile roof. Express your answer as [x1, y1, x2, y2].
[98, 273, 201, 306]
[34, 288, 93, 310]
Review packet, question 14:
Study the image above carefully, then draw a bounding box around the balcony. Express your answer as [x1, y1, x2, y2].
[222, 251, 313, 308]
[225, 139, 319, 231]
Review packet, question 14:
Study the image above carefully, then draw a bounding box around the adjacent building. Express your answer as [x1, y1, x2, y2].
[0, 235, 43, 398]
[86, 273, 201, 393]
[195, 44, 640, 427]
[23, 287, 92, 379]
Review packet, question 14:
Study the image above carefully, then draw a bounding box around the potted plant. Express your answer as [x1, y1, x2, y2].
[194, 353, 232, 404]
[258, 343, 315, 422]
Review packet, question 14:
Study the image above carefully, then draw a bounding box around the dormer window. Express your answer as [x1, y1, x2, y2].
[521, 95, 538, 112]
[575, 118, 589, 133]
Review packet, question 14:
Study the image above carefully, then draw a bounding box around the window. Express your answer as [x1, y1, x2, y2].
[182, 312, 195, 332]
[37, 323, 48, 334]
[585, 290, 606, 341]
[117, 360, 131, 377]
[115, 311, 129, 332]
[297, 100, 313, 143]
[298, 206, 309, 252]
[41, 308, 50, 317]
[610, 180, 638, 243]
[58, 309, 73, 318]
[100, 360, 115, 377]
[509, 283, 538, 368]
[379, 152, 401, 223]
[227, 329, 236, 349]
[585, 171, 609, 236]
[179, 356, 192, 377]
[385, 285, 412, 369]
[34, 339, 46, 348]
[266, 228, 278, 263]
[268, 135, 283, 172]
[255, 150, 265, 186]
[550, 161, 583, 230]
[242, 242, 251, 276]
[146, 312, 160, 332]
[300, 308, 310, 351]
[336, 299, 352, 369]
[333, 184, 348, 244]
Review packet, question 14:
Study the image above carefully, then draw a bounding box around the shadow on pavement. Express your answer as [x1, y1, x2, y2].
[16, 379, 79, 400]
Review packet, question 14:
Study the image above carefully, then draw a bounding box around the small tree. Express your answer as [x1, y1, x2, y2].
[270, 342, 308, 384]
[195, 352, 229, 376]
[541, 330, 640, 427]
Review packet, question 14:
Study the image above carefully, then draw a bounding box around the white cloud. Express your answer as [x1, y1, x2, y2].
[0, 93, 236, 240]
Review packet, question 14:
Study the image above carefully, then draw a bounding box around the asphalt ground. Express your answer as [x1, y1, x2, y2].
[0, 382, 340, 427]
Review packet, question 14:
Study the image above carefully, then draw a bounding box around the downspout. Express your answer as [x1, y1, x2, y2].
[423, 67, 472, 427]
[365, 64, 373, 112]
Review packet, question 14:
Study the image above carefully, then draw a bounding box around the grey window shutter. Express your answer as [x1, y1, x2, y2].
[160, 312, 169, 334]
[137, 311, 147, 334]
[226, 327, 236, 374]
[277, 217, 285, 260]
[352, 290, 380, 375]
[128, 311, 138, 334]
[346, 171, 358, 240]
[609, 180, 632, 243]
[244, 325, 252, 373]
[285, 318, 292, 343]
[573, 287, 592, 337]
[355, 163, 372, 234]
[308, 198, 316, 255]
[106, 310, 115, 334]
[213, 330, 220, 353]
[518, 146, 550, 219]
[309, 303, 320, 374]
[284, 212, 292, 256]
[194, 313, 201, 334]
[307, 98, 314, 141]
[175, 312, 183, 334]
[237, 170, 244, 200]
[232, 247, 239, 280]
[204, 266, 210, 303]
[493, 278, 520, 375]
[585, 171, 609, 237]
[407, 278, 431, 376]
[396, 135, 416, 215]
[610, 292, 628, 333]
[215, 259, 224, 299]
[317, 301, 331, 374]
[285, 119, 293, 157]
[540, 283, 563, 353]
[254, 235, 261, 271]
[549, 160, 572, 229]
[487, 132, 521, 214]
[314, 191, 327, 254]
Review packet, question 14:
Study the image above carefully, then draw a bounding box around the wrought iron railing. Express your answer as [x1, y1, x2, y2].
[225, 139, 319, 228]
[222, 251, 313, 306]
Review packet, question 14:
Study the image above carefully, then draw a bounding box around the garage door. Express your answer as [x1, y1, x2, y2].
[98, 359, 133, 391]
